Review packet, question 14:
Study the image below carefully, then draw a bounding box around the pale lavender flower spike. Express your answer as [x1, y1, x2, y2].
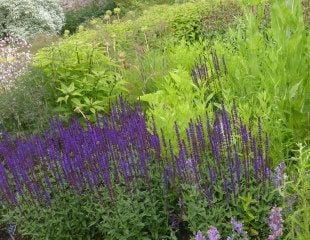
[268, 207, 283, 240]
[273, 162, 285, 188]
[231, 218, 248, 239]
[207, 226, 220, 240]
[195, 230, 206, 240]
[231, 218, 243, 234]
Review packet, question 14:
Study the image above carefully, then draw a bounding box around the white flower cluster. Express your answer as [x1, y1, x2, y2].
[0, 36, 32, 90]
[0, 0, 64, 39]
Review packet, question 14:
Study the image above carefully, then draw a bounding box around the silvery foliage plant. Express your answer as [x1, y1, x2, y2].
[0, 0, 64, 39]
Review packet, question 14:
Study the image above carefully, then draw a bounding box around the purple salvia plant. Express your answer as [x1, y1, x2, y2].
[0, 99, 271, 208]
[0, 99, 159, 205]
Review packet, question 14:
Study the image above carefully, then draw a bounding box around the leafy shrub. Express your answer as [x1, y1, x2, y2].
[1, 183, 173, 240]
[62, 0, 115, 34]
[34, 40, 127, 121]
[140, 68, 210, 143]
[0, 0, 64, 39]
[140, 48, 226, 144]
[69, 0, 242, 55]
[202, 0, 242, 38]
[0, 67, 54, 135]
[184, 183, 278, 239]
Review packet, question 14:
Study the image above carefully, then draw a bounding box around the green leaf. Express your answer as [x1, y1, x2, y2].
[289, 81, 302, 99]
[57, 95, 69, 103]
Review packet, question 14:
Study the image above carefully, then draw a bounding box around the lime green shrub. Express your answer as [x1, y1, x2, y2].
[34, 40, 127, 121]
[140, 67, 212, 144]
[123, 40, 206, 97]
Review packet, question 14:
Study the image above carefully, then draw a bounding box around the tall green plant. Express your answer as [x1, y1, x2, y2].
[214, 0, 309, 164]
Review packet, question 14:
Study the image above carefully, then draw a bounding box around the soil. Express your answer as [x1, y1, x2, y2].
[0, 228, 23, 240]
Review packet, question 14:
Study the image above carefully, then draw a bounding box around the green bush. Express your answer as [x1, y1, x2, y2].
[34, 40, 127, 121]
[68, 0, 242, 54]
[0, 171, 175, 240]
[123, 40, 206, 97]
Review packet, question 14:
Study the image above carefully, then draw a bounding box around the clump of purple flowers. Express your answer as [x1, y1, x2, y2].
[0, 98, 160, 205]
[227, 218, 248, 240]
[0, 98, 271, 208]
[267, 207, 283, 240]
[195, 230, 206, 240]
[207, 226, 220, 240]
[195, 219, 248, 240]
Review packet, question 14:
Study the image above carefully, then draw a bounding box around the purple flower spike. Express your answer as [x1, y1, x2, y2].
[268, 207, 283, 240]
[207, 226, 220, 240]
[195, 230, 206, 240]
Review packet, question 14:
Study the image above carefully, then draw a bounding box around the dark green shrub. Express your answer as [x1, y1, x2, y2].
[0, 173, 175, 239]
[62, 0, 115, 34]
[113, 0, 175, 11]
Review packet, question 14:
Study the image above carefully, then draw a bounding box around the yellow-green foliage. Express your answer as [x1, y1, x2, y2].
[32, 0, 242, 120]
[60, 0, 241, 50]
[140, 67, 212, 145]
